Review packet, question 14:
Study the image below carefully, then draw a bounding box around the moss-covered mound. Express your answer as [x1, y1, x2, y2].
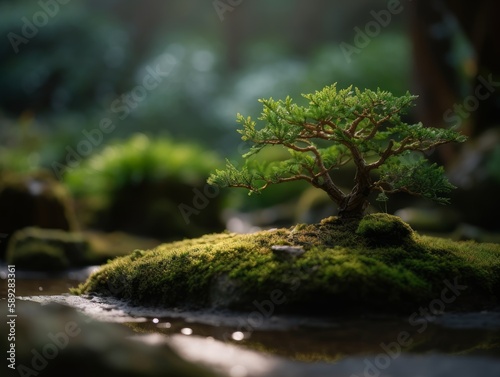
[6, 227, 161, 271]
[74, 214, 500, 315]
[7, 227, 90, 271]
[64, 134, 225, 239]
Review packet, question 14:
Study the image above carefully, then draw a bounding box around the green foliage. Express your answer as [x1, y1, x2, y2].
[209, 84, 466, 217]
[1, 3, 413, 155]
[65, 133, 220, 203]
[377, 154, 456, 204]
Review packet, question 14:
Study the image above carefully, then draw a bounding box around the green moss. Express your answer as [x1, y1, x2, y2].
[74, 216, 500, 315]
[356, 213, 414, 247]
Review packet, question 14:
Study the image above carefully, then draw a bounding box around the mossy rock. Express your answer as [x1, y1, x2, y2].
[0, 171, 77, 259]
[74, 215, 500, 315]
[356, 213, 414, 247]
[64, 134, 225, 240]
[6, 227, 90, 270]
[6, 227, 163, 271]
[10, 243, 70, 272]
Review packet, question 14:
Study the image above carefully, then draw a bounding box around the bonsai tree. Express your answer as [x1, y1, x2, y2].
[208, 84, 466, 219]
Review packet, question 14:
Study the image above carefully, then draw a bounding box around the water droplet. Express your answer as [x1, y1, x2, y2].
[231, 331, 245, 341]
[180, 328, 193, 335]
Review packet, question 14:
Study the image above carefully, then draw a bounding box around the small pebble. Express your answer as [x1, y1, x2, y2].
[271, 245, 305, 256]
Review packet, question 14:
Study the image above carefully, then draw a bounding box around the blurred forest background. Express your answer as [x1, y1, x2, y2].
[1, 0, 500, 255]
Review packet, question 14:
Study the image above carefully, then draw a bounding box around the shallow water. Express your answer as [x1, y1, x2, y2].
[5, 270, 500, 377]
[134, 316, 500, 364]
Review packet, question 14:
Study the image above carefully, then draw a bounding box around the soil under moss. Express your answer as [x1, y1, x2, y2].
[73, 214, 500, 315]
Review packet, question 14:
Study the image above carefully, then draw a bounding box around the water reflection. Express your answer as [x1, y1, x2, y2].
[5, 269, 500, 367]
[129, 313, 500, 362]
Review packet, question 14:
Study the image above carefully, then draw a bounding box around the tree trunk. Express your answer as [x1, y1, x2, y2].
[337, 162, 371, 219]
[337, 193, 369, 220]
[337, 175, 371, 220]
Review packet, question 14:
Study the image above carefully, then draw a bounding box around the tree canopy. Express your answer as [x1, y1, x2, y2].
[208, 84, 466, 218]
